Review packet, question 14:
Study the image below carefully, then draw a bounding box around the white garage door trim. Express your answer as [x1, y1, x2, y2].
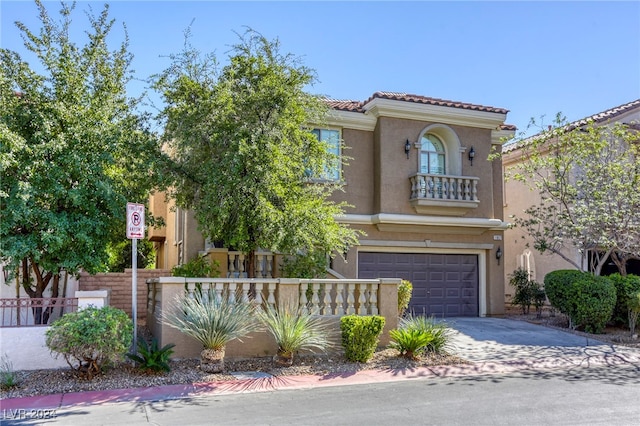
[356, 245, 487, 317]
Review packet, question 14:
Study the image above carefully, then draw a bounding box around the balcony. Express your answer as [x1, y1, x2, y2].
[409, 173, 480, 216]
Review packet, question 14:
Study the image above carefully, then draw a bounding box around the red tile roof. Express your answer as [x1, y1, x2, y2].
[571, 99, 640, 127]
[325, 91, 514, 130]
[504, 98, 640, 152]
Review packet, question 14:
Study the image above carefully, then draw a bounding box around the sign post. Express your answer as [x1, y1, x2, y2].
[126, 203, 145, 356]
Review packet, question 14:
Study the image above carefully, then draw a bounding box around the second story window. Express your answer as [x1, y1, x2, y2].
[311, 128, 341, 181]
[420, 134, 446, 175]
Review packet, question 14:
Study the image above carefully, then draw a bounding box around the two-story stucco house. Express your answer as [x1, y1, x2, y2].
[502, 99, 640, 302]
[149, 91, 515, 318]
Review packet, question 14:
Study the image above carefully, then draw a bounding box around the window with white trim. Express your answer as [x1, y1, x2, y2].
[420, 134, 446, 175]
[311, 128, 341, 181]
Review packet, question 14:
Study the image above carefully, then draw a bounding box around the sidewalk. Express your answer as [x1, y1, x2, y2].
[3, 318, 640, 412]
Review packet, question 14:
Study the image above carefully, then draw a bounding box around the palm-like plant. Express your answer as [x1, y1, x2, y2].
[257, 301, 332, 366]
[163, 289, 261, 372]
[400, 314, 453, 355]
[389, 314, 454, 359]
[389, 328, 434, 360]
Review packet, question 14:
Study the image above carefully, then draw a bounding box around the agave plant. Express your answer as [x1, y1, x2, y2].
[127, 336, 176, 373]
[163, 289, 261, 373]
[257, 300, 332, 366]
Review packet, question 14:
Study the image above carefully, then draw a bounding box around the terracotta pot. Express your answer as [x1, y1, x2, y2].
[200, 347, 225, 373]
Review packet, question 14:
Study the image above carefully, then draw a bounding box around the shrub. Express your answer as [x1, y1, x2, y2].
[171, 255, 220, 278]
[607, 273, 640, 327]
[509, 268, 545, 316]
[628, 291, 640, 335]
[340, 315, 385, 363]
[398, 280, 413, 317]
[0, 354, 19, 390]
[544, 270, 585, 317]
[257, 300, 332, 365]
[46, 306, 133, 379]
[571, 275, 616, 334]
[127, 336, 175, 373]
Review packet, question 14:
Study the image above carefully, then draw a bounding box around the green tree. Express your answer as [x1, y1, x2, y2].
[504, 116, 640, 275]
[0, 0, 165, 318]
[106, 239, 156, 272]
[153, 29, 360, 276]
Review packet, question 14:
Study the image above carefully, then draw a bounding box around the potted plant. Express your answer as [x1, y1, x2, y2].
[163, 289, 260, 373]
[257, 300, 332, 366]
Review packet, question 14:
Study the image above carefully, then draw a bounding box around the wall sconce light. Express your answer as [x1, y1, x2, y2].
[468, 146, 476, 166]
[496, 246, 502, 265]
[404, 139, 411, 159]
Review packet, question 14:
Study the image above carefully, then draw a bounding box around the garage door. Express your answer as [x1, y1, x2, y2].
[358, 252, 478, 317]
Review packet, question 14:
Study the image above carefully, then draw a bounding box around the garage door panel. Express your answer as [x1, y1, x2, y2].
[446, 288, 460, 298]
[445, 271, 461, 282]
[429, 271, 444, 281]
[358, 252, 478, 317]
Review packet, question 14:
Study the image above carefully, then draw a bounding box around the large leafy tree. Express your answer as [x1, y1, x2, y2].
[505, 116, 640, 275]
[154, 30, 360, 276]
[0, 0, 165, 312]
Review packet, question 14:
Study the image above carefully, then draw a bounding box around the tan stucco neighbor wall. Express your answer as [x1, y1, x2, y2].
[501, 101, 640, 303]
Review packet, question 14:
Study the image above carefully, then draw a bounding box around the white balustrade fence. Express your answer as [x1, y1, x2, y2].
[410, 173, 479, 201]
[148, 277, 394, 318]
[227, 251, 274, 278]
[300, 279, 380, 316]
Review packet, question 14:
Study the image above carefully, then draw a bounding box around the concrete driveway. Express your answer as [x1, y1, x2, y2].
[442, 317, 640, 368]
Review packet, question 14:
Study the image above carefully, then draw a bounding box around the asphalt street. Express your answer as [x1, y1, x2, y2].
[4, 364, 639, 426]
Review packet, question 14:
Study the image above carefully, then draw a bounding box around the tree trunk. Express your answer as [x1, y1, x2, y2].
[28, 259, 53, 324]
[43, 273, 60, 324]
[200, 347, 226, 373]
[611, 252, 628, 276]
[274, 349, 294, 366]
[247, 250, 256, 278]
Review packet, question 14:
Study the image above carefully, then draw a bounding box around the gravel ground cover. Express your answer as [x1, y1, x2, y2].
[0, 348, 465, 399]
[4, 311, 639, 400]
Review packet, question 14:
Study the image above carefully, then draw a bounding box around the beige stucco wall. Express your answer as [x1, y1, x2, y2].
[151, 99, 511, 317]
[327, 115, 506, 317]
[502, 164, 583, 302]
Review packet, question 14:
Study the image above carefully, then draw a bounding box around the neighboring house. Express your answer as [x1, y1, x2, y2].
[150, 91, 515, 318]
[502, 99, 640, 302]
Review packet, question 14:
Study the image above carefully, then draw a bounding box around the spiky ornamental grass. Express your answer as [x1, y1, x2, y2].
[397, 314, 454, 355]
[163, 290, 261, 350]
[257, 301, 333, 359]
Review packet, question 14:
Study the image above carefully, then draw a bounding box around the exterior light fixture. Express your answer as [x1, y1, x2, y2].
[405, 139, 411, 159]
[496, 246, 502, 265]
[468, 146, 476, 166]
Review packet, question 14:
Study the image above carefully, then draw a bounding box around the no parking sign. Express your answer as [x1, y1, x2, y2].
[126, 203, 145, 239]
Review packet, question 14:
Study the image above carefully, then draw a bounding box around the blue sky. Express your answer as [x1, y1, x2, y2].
[2, 1, 639, 135]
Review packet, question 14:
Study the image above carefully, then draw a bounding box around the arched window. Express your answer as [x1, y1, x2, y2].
[420, 134, 446, 175]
